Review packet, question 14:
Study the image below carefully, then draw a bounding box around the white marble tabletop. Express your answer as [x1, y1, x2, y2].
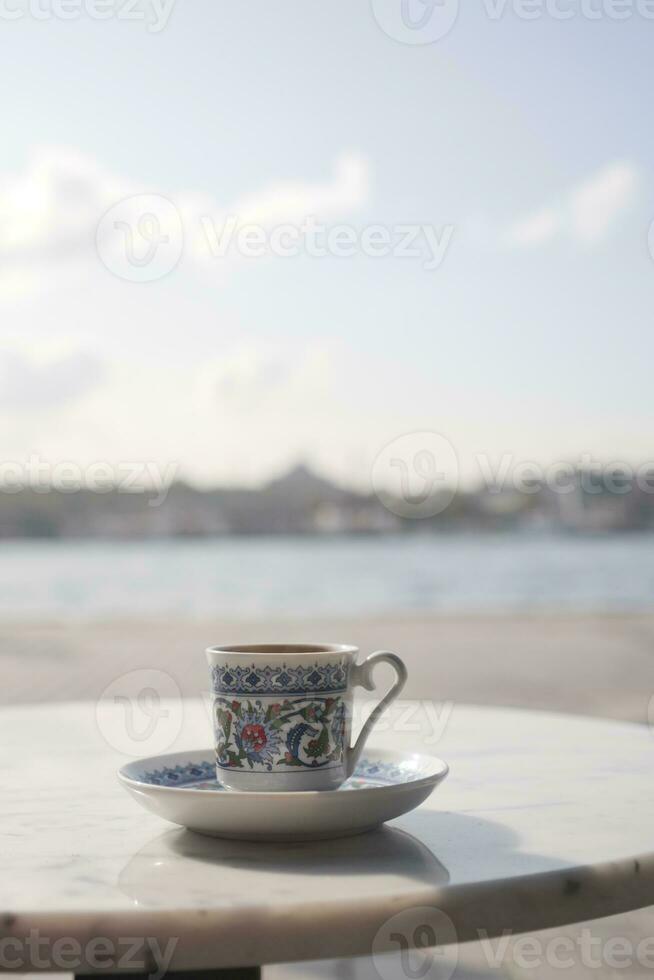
[1, 700, 654, 972]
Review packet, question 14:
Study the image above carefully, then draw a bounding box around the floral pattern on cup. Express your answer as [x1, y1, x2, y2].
[215, 696, 346, 772]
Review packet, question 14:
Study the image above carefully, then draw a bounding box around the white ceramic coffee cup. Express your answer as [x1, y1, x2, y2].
[206, 643, 407, 792]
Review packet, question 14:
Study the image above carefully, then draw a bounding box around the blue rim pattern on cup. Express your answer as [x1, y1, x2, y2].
[210, 661, 348, 696]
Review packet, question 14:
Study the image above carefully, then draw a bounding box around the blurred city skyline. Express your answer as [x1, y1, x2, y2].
[2, 459, 654, 539]
[2, 2, 653, 491]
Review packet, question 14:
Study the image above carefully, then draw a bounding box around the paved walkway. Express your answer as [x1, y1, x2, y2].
[3, 612, 653, 722]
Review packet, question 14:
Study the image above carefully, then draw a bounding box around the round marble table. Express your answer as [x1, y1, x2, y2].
[1, 700, 654, 976]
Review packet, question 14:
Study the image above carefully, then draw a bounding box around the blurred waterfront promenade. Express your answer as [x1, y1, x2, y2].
[4, 610, 653, 722]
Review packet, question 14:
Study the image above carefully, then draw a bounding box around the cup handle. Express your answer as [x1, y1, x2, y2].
[346, 650, 407, 777]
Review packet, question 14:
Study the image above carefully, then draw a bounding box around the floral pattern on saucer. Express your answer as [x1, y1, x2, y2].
[138, 760, 216, 787]
[137, 757, 417, 790]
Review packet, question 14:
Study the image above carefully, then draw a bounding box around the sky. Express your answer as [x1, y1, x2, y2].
[1, 0, 653, 491]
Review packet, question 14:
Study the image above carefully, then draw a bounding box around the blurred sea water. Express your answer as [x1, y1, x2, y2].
[2, 532, 654, 621]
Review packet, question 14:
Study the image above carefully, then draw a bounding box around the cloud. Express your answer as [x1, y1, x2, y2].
[569, 163, 638, 242]
[0, 147, 371, 295]
[0, 148, 126, 267]
[196, 342, 333, 413]
[503, 161, 639, 249]
[505, 206, 561, 248]
[220, 153, 369, 227]
[182, 150, 371, 266]
[0, 343, 106, 411]
[0, 147, 130, 298]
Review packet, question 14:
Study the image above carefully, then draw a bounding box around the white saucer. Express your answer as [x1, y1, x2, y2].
[118, 748, 449, 841]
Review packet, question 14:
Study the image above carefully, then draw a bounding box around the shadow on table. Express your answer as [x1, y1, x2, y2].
[118, 823, 449, 905]
[396, 807, 567, 880]
[118, 807, 556, 908]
